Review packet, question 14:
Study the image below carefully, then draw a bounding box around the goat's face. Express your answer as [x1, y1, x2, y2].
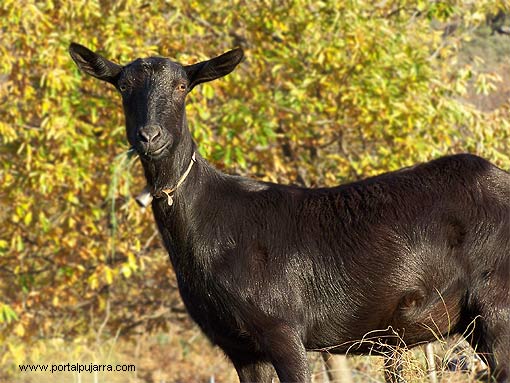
[69, 43, 243, 160]
[116, 57, 188, 159]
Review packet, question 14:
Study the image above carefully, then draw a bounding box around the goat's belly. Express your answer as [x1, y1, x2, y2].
[304, 324, 430, 355]
[304, 315, 402, 355]
[305, 282, 464, 354]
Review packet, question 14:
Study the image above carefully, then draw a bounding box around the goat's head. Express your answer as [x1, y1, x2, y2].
[69, 43, 243, 160]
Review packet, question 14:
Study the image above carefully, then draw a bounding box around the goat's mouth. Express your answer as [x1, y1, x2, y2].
[139, 141, 171, 159]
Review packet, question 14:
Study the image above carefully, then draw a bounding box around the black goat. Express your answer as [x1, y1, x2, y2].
[69, 43, 510, 383]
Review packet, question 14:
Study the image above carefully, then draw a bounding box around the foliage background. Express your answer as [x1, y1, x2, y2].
[1, 0, 509, 381]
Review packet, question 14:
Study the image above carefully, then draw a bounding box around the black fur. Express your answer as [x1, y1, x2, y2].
[70, 42, 510, 383]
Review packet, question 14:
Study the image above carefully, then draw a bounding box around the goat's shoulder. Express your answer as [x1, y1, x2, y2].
[422, 153, 496, 172]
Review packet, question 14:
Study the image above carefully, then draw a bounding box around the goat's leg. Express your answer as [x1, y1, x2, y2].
[223, 346, 276, 383]
[259, 324, 311, 383]
[466, 305, 509, 383]
[383, 348, 406, 383]
[229, 355, 276, 383]
[490, 319, 509, 383]
[470, 329, 509, 383]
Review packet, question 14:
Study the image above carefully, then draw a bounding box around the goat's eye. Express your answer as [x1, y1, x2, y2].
[119, 82, 127, 92]
[178, 84, 186, 92]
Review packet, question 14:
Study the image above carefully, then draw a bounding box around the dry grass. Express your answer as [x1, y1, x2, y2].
[5, 325, 235, 383]
[5, 327, 488, 383]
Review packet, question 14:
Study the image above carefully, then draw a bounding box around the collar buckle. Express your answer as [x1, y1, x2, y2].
[135, 152, 196, 208]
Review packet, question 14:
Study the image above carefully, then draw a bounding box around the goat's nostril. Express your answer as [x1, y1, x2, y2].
[138, 131, 148, 142]
[139, 126, 162, 143]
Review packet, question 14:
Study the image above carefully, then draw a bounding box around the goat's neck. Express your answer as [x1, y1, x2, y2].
[141, 122, 223, 273]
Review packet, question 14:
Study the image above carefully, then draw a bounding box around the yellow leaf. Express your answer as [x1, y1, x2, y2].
[88, 274, 98, 290]
[104, 266, 113, 285]
[14, 323, 25, 337]
[121, 264, 132, 278]
[23, 211, 32, 226]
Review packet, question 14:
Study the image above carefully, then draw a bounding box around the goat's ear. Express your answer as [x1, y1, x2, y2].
[69, 42, 121, 84]
[184, 48, 243, 90]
